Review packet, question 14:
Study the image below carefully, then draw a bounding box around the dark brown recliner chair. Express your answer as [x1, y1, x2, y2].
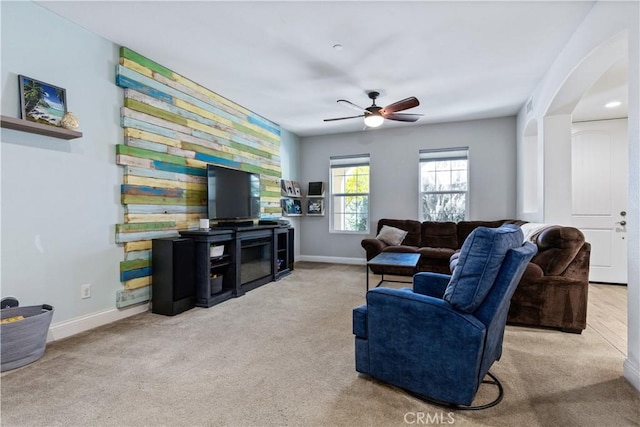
[507, 226, 590, 333]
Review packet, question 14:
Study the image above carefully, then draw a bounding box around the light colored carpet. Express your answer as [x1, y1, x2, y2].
[1, 263, 638, 426]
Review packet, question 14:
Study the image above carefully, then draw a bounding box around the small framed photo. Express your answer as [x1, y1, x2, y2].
[292, 181, 301, 197]
[18, 75, 67, 127]
[306, 198, 324, 216]
[281, 179, 296, 196]
[282, 198, 303, 216]
[307, 181, 325, 197]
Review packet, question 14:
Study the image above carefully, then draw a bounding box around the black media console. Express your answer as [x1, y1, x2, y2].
[151, 225, 294, 315]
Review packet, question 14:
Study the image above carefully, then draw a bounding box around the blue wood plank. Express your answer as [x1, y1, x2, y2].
[152, 160, 206, 176]
[116, 74, 174, 104]
[117, 65, 244, 126]
[193, 152, 240, 169]
[121, 184, 186, 197]
[247, 115, 281, 136]
[121, 267, 152, 282]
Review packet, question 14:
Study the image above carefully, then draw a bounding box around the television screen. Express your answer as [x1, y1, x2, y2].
[207, 165, 260, 221]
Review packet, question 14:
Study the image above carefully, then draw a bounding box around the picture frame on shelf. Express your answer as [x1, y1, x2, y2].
[306, 198, 324, 216]
[18, 75, 67, 127]
[307, 181, 325, 197]
[282, 198, 303, 216]
[292, 181, 301, 197]
[281, 179, 296, 196]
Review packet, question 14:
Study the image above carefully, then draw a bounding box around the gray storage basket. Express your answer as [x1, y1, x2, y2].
[1, 304, 54, 372]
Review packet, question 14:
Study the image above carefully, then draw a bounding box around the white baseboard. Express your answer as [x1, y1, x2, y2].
[623, 357, 640, 392]
[297, 255, 366, 265]
[47, 302, 149, 342]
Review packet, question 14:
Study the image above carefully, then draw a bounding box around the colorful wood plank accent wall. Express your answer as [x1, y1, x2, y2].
[114, 47, 281, 307]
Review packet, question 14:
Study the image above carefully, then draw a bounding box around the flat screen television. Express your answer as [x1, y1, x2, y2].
[207, 164, 260, 222]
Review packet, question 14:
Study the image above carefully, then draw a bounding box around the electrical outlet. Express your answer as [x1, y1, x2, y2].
[81, 284, 91, 299]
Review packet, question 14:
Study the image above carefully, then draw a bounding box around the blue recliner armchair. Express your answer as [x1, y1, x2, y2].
[352, 225, 537, 408]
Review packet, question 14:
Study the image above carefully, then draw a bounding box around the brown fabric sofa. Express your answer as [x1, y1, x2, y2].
[361, 218, 591, 333]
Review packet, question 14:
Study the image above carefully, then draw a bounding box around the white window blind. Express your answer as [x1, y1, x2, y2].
[330, 154, 370, 232]
[419, 148, 469, 222]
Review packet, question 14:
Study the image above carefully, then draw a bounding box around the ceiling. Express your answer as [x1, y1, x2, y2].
[35, 1, 626, 137]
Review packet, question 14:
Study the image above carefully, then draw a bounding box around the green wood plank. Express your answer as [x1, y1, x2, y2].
[116, 222, 176, 234]
[229, 140, 274, 160]
[120, 259, 151, 272]
[181, 141, 234, 161]
[116, 229, 180, 243]
[121, 194, 206, 206]
[232, 122, 279, 145]
[121, 47, 173, 79]
[262, 190, 281, 198]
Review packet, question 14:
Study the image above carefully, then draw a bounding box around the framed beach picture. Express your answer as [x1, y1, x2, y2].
[19, 75, 67, 127]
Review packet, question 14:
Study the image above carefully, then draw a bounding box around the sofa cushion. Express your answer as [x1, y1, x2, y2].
[421, 221, 458, 249]
[456, 220, 506, 248]
[376, 225, 408, 246]
[417, 247, 456, 260]
[444, 225, 523, 313]
[377, 219, 422, 247]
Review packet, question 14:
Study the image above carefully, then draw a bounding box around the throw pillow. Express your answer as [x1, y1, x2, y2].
[376, 225, 408, 246]
[443, 225, 523, 313]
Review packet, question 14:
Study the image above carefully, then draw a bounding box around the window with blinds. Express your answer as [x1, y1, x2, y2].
[330, 154, 370, 232]
[419, 148, 469, 222]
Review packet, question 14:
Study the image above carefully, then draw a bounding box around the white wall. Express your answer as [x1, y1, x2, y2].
[279, 128, 302, 260]
[298, 116, 517, 262]
[1, 1, 126, 330]
[0, 2, 301, 339]
[515, 1, 639, 391]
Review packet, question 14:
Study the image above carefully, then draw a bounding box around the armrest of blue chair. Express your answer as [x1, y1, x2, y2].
[413, 272, 451, 298]
[352, 304, 368, 338]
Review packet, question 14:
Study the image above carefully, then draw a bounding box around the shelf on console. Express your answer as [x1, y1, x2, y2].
[0, 115, 83, 140]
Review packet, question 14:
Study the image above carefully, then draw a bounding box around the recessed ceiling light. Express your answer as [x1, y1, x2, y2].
[332, 44, 343, 51]
[605, 101, 622, 108]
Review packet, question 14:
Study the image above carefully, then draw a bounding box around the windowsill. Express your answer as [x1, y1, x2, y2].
[329, 230, 370, 235]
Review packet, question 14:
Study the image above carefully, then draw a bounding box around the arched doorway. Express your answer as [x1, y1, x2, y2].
[542, 33, 629, 285]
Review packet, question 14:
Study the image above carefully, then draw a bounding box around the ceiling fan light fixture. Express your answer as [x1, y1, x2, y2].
[364, 114, 384, 128]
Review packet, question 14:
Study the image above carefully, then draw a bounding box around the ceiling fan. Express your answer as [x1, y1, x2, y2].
[324, 91, 423, 128]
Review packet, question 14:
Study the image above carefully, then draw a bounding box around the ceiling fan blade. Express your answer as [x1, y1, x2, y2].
[323, 114, 365, 122]
[337, 99, 367, 113]
[381, 97, 420, 114]
[383, 113, 423, 123]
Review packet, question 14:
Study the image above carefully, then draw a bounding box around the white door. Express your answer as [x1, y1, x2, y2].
[571, 119, 627, 284]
